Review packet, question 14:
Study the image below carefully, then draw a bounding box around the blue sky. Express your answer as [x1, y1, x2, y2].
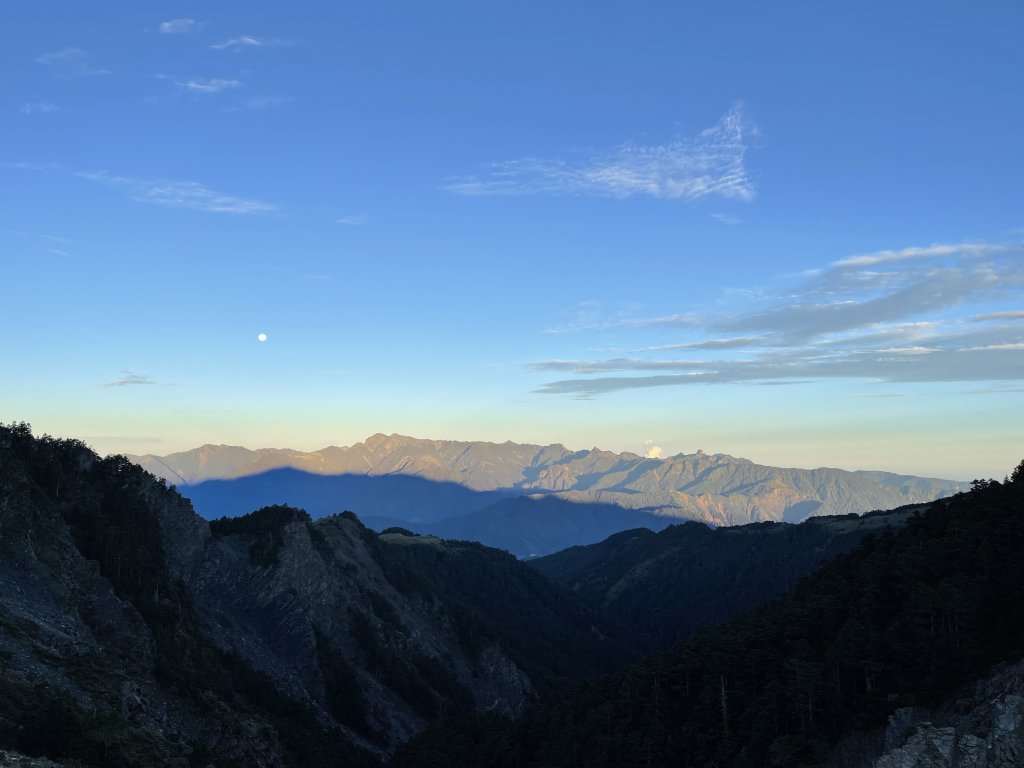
[3, 2, 1022, 480]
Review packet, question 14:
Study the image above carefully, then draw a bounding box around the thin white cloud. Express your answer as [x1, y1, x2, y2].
[720, 244, 1022, 343]
[159, 18, 199, 34]
[534, 241, 1024, 396]
[711, 213, 741, 225]
[103, 371, 156, 387]
[210, 35, 289, 51]
[336, 214, 370, 226]
[974, 310, 1024, 321]
[875, 346, 938, 355]
[531, 358, 712, 374]
[535, 340, 1024, 395]
[961, 342, 1024, 352]
[544, 301, 699, 334]
[177, 78, 242, 94]
[77, 171, 277, 215]
[639, 337, 768, 351]
[20, 101, 58, 115]
[34, 48, 109, 79]
[831, 242, 1003, 269]
[447, 105, 754, 202]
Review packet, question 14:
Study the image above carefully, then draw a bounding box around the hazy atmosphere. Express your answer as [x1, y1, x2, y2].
[4, 3, 1022, 479]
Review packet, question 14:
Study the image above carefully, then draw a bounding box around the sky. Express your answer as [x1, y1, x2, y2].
[2, 2, 1022, 481]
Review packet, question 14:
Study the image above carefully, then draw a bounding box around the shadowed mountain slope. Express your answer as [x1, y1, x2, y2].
[131, 437, 964, 553]
[0, 424, 637, 768]
[391, 466, 1024, 768]
[530, 507, 923, 647]
[182, 468, 510, 523]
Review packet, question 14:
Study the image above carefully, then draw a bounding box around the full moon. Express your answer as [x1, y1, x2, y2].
[257, 333, 268, 342]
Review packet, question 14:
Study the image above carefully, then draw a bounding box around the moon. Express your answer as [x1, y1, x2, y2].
[257, 333, 268, 342]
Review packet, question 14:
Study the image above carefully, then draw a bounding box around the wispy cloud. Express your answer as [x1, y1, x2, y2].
[103, 371, 157, 387]
[531, 358, 712, 374]
[639, 336, 768, 352]
[7, 161, 59, 172]
[974, 310, 1024, 321]
[159, 18, 199, 34]
[447, 105, 754, 202]
[20, 101, 58, 115]
[210, 35, 289, 51]
[719, 243, 1020, 344]
[176, 78, 242, 94]
[711, 213, 741, 225]
[34, 48, 108, 79]
[543, 300, 700, 334]
[830, 243, 1001, 269]
[336, 214, 370, 226]
[534, 242, 1024, 396]
[77, 171, 277, 215]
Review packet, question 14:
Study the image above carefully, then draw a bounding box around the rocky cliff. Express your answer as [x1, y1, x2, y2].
[826, 658, 1024, 768]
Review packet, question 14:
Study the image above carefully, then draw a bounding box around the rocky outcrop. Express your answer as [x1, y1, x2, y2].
[872, 661, 1024, 767]
[0, 750, 63, 767]
[827, 659, 1024, 768]
[191, 509, 537, 750]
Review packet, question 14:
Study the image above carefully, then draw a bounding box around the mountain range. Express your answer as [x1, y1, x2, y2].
[0, 424, 635, 765]
[3, 422, 1022, 768]
[529, 505, 924, 648]
[394, 468, 1024, 768]
[129, 435, 965, 556]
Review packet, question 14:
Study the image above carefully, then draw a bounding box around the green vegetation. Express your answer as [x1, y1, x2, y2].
[10, 420, 1014, 768]
[368, 534, 640, 698]
[391, 463, 1024, 768]
[0, 675, 195, 768]
[210, 504, 311, 566]
[347, 606, 475, 721]
[530, 508, 919, 648]
[0, 423, 378, 768]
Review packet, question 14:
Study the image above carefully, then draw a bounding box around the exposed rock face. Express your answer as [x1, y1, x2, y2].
[833, 660, 1024, 768]
[0, 750, 64, 767]
[191, 510, 538, 750]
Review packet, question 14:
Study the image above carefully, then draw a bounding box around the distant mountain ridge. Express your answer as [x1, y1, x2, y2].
[530, 505, 924, 648]
[129, 435, 965, 533]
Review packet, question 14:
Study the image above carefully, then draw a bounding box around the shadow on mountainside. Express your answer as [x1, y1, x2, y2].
[183, 468, 513, 523]
[180, 469, 675, 557]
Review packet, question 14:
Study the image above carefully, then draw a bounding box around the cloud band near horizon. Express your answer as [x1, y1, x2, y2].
[533, 242, 1024, 396]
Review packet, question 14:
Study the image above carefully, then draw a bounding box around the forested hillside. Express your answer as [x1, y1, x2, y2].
[530, 508, 921, 647]
[0, 424, 635, 767]
[392, 464, 1024, 768]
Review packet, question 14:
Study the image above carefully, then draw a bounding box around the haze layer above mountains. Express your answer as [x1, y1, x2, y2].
[129, 435, 965, 556]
